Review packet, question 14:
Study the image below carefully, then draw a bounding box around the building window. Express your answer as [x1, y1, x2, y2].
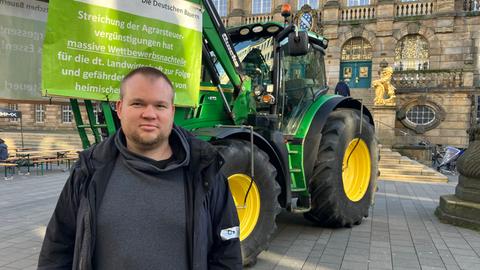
[62, 105, 73, 123]
[406, 105, 436, 126]
[298, 0, 319, 9]
[341, 38, 372, 61]
[7, 104, 19, 122]
[35, 104, 45, 123]
[465, 0, 480, 11]
[395, 34, 429, 71]
[212, 0, 227, 17]
[398, 99, 445, 133]
[476, 95, 480, 125]
[252, 0, 271, 14]
[347, 0, 370, 6]
[92, 104, 100, 124]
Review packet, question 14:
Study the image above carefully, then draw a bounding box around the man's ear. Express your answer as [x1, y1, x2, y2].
[116, 100, 123, 119]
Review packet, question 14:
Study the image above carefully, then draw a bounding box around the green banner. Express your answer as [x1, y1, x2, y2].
[0, 0, 48, 101]
[42, 0, 202, 107]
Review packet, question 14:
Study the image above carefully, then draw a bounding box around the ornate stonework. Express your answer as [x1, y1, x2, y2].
[293, 4, 321, 33]
[373, 67, 396, 106]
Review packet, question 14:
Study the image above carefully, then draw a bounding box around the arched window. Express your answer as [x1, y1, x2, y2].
[252, 0, 271, 14]
[298, 0, 319, 9]
[212, 0, 227, 17]
[341, 37, 372, 61]
[395, 34, 429, 70]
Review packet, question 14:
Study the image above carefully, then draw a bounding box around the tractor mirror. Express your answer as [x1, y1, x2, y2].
[288, 31, 309, 56]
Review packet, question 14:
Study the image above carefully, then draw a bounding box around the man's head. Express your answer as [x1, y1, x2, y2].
[117, 67, 175, 154]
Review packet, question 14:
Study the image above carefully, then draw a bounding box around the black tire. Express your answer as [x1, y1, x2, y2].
[304, 109, 379, 227]
[213, 139, 281, 266]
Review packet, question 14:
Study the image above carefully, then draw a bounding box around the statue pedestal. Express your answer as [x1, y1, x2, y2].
[372, 105, 396, 147]
[435, 128, 480, 231]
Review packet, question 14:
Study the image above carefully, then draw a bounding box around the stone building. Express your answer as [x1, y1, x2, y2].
[217, 0, 480, 150]
[1, 0, 479, 153]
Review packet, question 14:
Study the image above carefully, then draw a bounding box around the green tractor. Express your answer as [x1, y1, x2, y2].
[64, 0, 378, 266]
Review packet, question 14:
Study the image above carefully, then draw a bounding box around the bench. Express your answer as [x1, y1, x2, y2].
[33, 156, 78, 175]
[0, 162, 18, 179]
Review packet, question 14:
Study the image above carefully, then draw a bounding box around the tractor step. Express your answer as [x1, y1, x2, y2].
[290, 195, 311, 213]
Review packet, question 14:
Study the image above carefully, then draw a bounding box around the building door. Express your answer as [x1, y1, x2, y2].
[339, 37, 373, 88]
[339, 61, 372, 88]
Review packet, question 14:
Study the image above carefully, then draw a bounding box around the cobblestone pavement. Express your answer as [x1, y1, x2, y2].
[0, 172, 479, 270]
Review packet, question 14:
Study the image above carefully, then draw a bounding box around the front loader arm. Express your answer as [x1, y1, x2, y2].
[201, 0, 244, 97]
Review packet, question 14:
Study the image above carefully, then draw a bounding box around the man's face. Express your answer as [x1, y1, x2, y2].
[116, 74, 175, 150]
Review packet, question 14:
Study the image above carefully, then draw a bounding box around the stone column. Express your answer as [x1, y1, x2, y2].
[228, 0, 245, 26]
[372, 105, 396, 146]
[435, 0, 456, 33]
[321, 0, 340, 39]
[375, 0, 394, 36]
[435, 127, 480, 230]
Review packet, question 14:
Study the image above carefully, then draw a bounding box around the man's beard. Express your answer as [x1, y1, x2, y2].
[130, 131, 169, 148]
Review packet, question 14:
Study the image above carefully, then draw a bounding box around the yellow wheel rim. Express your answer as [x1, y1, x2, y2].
[342, 138, 371, 202]
[228, 174, 261, 241]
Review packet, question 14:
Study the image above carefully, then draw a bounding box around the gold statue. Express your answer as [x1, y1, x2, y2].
[373, 66, 396, 106]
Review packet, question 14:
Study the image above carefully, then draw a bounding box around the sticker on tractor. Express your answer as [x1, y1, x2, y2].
[42, 0, 202, 106]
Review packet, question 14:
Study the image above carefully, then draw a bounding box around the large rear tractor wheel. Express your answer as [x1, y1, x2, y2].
[214, 139, 281, 266]
[305, 109, 378, 227]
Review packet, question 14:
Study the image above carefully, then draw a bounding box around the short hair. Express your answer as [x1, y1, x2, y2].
[120, 66, 175, 100]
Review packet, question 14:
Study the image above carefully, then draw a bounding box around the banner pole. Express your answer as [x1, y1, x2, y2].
[20, 118, 24, 149]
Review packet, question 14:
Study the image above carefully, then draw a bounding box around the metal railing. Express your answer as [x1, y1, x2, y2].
[244, 14, 274, 24]
[395, 1, 435, 17]
[375, 120, 425, 146]
[221, 17, 229, 27]
[341, 6, 376, 21]
[392, 69, 464, 89]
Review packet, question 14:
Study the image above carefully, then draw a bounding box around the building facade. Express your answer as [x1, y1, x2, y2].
[219, 0, 480, 148]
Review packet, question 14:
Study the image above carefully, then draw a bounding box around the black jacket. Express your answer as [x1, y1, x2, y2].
[38, 126, 242, 270]
[334, 81, 351, 97]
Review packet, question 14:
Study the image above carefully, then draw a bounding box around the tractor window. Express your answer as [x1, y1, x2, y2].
[235, 37, 274, 111]
[279, 45, 327, 134]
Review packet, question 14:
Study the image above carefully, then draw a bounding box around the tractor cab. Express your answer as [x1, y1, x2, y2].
[227, 22, 329, 133]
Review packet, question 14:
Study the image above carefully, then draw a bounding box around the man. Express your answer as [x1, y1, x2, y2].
[38, 67, 242, 269]
[0, 138, 8, 160]
[334, 80, 350, 97]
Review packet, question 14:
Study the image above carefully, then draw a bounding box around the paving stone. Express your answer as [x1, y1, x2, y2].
[340, 260, 367, 270]
[315, 262, 340, 270]
[319, 254, 344, 264]
[449, 248, 477, 256]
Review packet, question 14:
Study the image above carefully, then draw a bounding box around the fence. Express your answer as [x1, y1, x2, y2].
[392, 69, 463, 89]
[341, 6, 376, 21]
[395, 1, 435, 17]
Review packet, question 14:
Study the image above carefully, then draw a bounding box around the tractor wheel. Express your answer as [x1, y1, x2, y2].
[305, 109, 378, 227]
[213, 139, 281, 266]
